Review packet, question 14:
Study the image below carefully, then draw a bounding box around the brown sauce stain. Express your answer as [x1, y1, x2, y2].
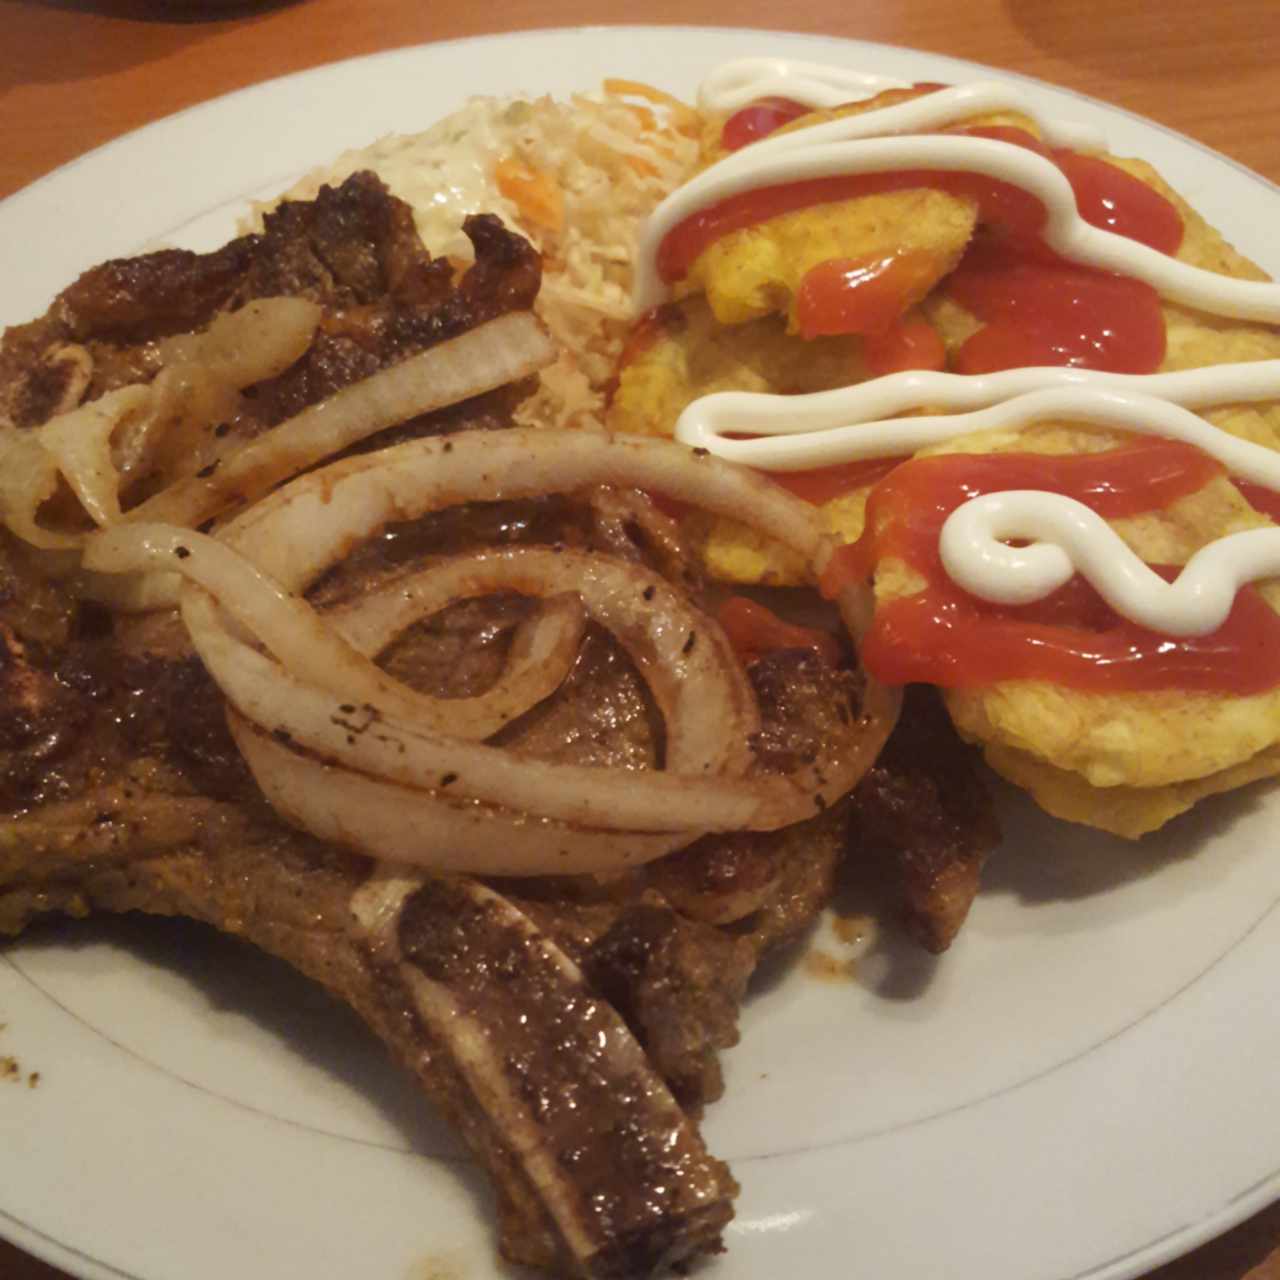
[2, 1040, 42, 1088]
[804, 949, 856, 982]
[832, 912, 872, 946]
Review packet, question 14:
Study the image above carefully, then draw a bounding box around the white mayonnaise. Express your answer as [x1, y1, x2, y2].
[940, 493, 1280, 636]
[644, 59, 1280, 639]
[697, 57, 911, 114]
[675, 366, 1280, 474]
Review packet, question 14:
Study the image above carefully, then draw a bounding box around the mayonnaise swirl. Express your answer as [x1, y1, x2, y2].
[697, 57, 910, 113]
[941, 494, 1280, 636]
[641, 58, 1280, 641]
[674, 365, 1280, 474]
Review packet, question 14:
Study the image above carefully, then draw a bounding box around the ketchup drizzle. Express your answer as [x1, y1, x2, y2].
[826, 440, 1280, 693]
[721, 97, 811, 151]
[768, 455, 906, 505]
[657, 110, 1184, 371]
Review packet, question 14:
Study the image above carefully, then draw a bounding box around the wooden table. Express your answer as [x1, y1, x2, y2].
[2, 0, 1279, 1276]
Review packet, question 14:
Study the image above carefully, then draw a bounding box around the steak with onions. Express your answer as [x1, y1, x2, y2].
[0, 174, 999, 1277]
[0, 170, 540, 440]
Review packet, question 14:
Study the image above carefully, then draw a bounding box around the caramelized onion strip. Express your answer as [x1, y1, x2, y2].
[85, 526, 585, 740]
[86, 429, 898, 865]
[0, 301, 321, 554]
[0, 387, 151, 550]
[230, 713, 690, 874]
[328, 582, 588, 740]
[124, 312, 558, 530]
[221, 427, 826, 594]
[212, 430, 888, 831]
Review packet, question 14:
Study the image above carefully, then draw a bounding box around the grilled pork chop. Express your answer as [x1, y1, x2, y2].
[0, 173, 998, 1275]
[0, 510, 851, 1274]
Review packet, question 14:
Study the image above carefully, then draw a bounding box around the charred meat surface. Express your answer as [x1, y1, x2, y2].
[849, 685, 1001, 953]
[0, 504, 809, 1273]
[392, 878, 737, 1276]
[0, 171, 539, 436]
[584, 901, 751, 1112]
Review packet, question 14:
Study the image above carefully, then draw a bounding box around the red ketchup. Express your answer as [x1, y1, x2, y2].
[1235, 479, 1280, 525]
[795, 250, 941, 340]
[943, 126, 1181, 373]
[719, 84, 948, 153]
[721, 97, 811, 151]
[863, 316, 947, 376]
[767, 456, 906, 505]
[656, 118, 1184, 371]
[717, 595, 843, 665]
[820, 439, 1280, 693]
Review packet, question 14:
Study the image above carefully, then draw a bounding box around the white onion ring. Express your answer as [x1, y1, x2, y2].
[215, 429, 865, 827]
[85, 524, 547, 735]
[85, 428, 898, 868]
[186, 571, 764, 832]
[0, 387, 151, 551]
[327, 580, 588, 740]
[345, 545, 757, 775]
[200, 616, 887, 832]
[230, 714, 688, 875]
[38, 385, 151, 527]
[220, 426, 826, 586]
[85, 529, 756, 768]
[86, 527, 588, 739]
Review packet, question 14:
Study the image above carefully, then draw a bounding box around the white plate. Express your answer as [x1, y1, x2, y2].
[3, 25, 1280, 1280]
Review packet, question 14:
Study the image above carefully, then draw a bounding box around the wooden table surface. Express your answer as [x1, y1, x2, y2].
[2, 0, 1280, 1276]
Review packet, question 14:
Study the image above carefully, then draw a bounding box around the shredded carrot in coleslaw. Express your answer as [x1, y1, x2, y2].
[495, 157, 565, 233]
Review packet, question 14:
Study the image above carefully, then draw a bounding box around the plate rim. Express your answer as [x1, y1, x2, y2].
[3, 24, 1280, 1280]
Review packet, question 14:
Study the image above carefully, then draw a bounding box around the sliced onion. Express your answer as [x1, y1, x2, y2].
[231, 713, 689, 875]
[155, 297, 321, 388]
[86, 428, 898, 869]
[0, 429, 74, 549]
[113, 299, 320, 492]
[202, 610, 881, 831]
[146, 561, 764, 832]
[327, 545, 757, 776]
[0, 300, 323, 557]
[0, 387, 153, 550]
[85, 525, 585, 739]
[218, 426, 881, 825]
[815, 541, 878, 647]
[72, 567, 182, 612]
[85, 526, 756, 765]
[221, 426, 826, 590]
[327, 581, 588, 740]
[584, 485, 697, 585]
[124, 312, 558, 530]
[38, 385, 152, 527]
